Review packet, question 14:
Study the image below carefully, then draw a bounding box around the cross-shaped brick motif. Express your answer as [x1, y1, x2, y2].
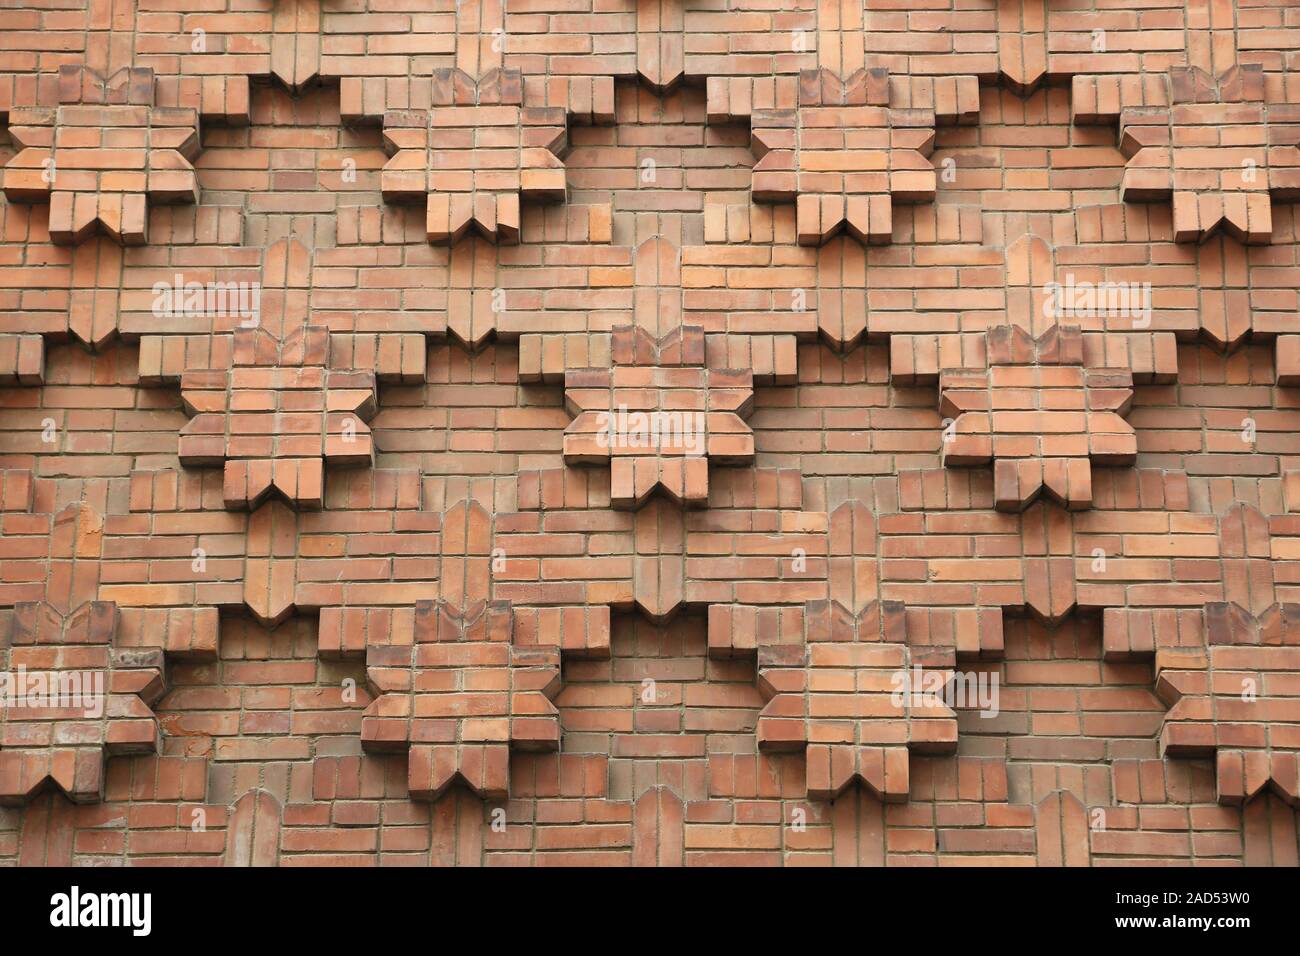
[361, 599, 562, 801]
[508, 468, 828, 624]
[732, 68, 943, 246]
[127, 233, 423, 504]
[0, 478, 169, 805]
[731, 599, 957, 801]
[1, 65, 200, 246]
[0, 602, 164, 805]
[922, 488, 1300, 809]
[1099, 500, 1277, 661]
[178, 327, 377, 511]
[342, 498, 605, 800]
[166, 234, 395, 512]
[939, 325, 1137, 512]
[703, 496, 1002, 801]
[380, 68, 567, 245]
[1098, 500, 1300, 807]
[1156, 604, 1300, 807]
[1078, 64, 1300, 244]
[563, 325, 755, 509]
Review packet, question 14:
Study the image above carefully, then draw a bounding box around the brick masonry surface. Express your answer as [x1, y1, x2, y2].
[0, 0, 1298, 867]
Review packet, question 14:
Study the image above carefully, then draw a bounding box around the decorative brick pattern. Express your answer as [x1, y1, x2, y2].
[178, 334, 377, 511]
[1157, 615, 1300, 807]
[1112, 66, 1300, 244]
[2, 66, 200, 245]
[563, 326, 754, 508]
[0, 602, 164, 805]
[379, 68, 566, 245]
[711, 68, 957, 247]
[939, 325, 1138, 512]
[362, 599, 562, 801]
[0, 0, 1299, 868]
[175, 239, 381, 510]
[714, 598, 958, 801]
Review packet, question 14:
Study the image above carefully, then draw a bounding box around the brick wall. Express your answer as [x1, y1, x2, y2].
[0, 0, 1298, 866]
